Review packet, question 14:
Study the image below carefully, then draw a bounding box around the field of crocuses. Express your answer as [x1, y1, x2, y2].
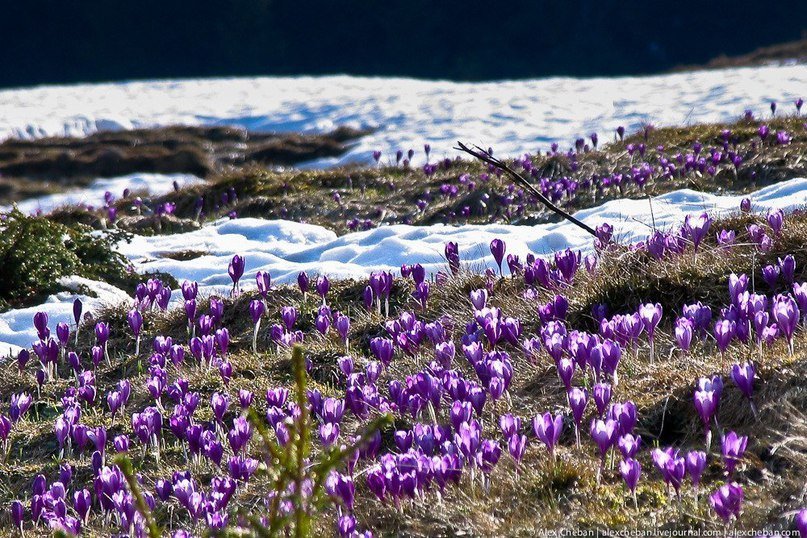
[2, 95, 807, 537]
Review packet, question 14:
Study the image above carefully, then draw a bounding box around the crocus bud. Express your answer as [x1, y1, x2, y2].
[255, 270, 270, 298]
[620, 458, 641, 493]
[228, 255, 245, 287]
[16, 349, 29, 372]
[297, 272, 310, 294]
[10, 500, 24, 529]
[489, 239, 506, 275]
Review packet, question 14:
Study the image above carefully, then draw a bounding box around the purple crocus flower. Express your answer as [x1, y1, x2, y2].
[127, 309, 143, 355]
[255, 270, 271, 298]
[717, 229, 736, 248]
[617, 432, 642, 458]
[710, 482, 743, 523]
[297, 271, 310, 296]
[780, 255, 796, 284]
[455, 419, 481, 464]
[469, 289, 488, 311]
[684, 212, 711, 252]
[316, 276, 330, 302]
[489, 239, 506, 275]
[694, 382, 719, 451]
[721, 431, 747, 475]
[686, 450, 707, 488]
[554, 249, 578, 283]
[620, 458, 641, 503]
[568, 387, 588, 448]
[593, 383, 612, 416]
[228, 254, 245, 295]
[211, 392, 229, 423]
[762, 264, 780, 289]
[740, 198, 751, 213]
[33, 311, 49, 341]
[713, 319, 736, 354]
[590, 418, 617, 468]
[73, 488, 91, 523]
[445, 242, 460, 275]
[608, 401, 637, 436]
[652, 447, 686, 495]
[533, 412, 563, 459]
[363, 286, 374, 309]
[10, 499, 24, 530]
[674, 318, 694, 353]
[639, 303, 662, 362]
[508, 433, 528, 472]
[730, 362, 755, 401]
[479, 439, 502, 475]
[8, 393, 31, 424]
[55, 417, 70, 457]
[55, 322, 70, 348]
[773, 294, 800, 354]
[767, 209, 784, 235]
[335, 314, 351, 348]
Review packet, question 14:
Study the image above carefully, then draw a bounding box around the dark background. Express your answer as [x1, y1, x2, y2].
[2, 0, 805, 88]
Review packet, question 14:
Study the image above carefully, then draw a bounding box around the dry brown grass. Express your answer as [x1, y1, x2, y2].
[2, 117, 807, 535]
[11, 115, 805, 240]
[2, 207, 805, 535]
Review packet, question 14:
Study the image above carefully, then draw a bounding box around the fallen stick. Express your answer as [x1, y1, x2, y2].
[455, 141, 597, 237]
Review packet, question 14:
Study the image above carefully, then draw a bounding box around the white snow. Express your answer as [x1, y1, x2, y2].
[119, 177, 807, 289]
[4, 177, 806, 356]
[1, 66, 805, 166]
[0, 276, 132, 358]
[1, 173, 203, 215]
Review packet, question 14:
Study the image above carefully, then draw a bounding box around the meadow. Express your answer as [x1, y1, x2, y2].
[1, 100, 807, 537]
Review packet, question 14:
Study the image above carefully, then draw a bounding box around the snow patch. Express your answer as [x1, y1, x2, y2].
[1, 173, 203, 216]
[1, 66, 805, 166]
[4, 178, 806, 357]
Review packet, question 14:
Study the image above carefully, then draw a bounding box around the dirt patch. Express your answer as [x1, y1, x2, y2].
[0, 124, 370, 201]
[675, 37, 807, 71]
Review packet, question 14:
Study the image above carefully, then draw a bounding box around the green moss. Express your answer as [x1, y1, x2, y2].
[0, 209, 138, 310]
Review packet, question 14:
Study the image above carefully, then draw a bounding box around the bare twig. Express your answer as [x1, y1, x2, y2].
[454, 142, 597, 236]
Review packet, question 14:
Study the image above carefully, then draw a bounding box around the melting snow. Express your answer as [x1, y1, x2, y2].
[0, 66, 805, 166]
[3, 177, 806, 356]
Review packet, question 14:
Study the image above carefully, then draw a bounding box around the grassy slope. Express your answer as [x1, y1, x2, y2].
[134, 115, 807, 236]
[3, 209, 806, 535]
[0, 117, 806, 535]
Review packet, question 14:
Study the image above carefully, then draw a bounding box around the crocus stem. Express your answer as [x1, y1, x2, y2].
[597, 459, 603, 486]
[253, 321, 260, 354]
